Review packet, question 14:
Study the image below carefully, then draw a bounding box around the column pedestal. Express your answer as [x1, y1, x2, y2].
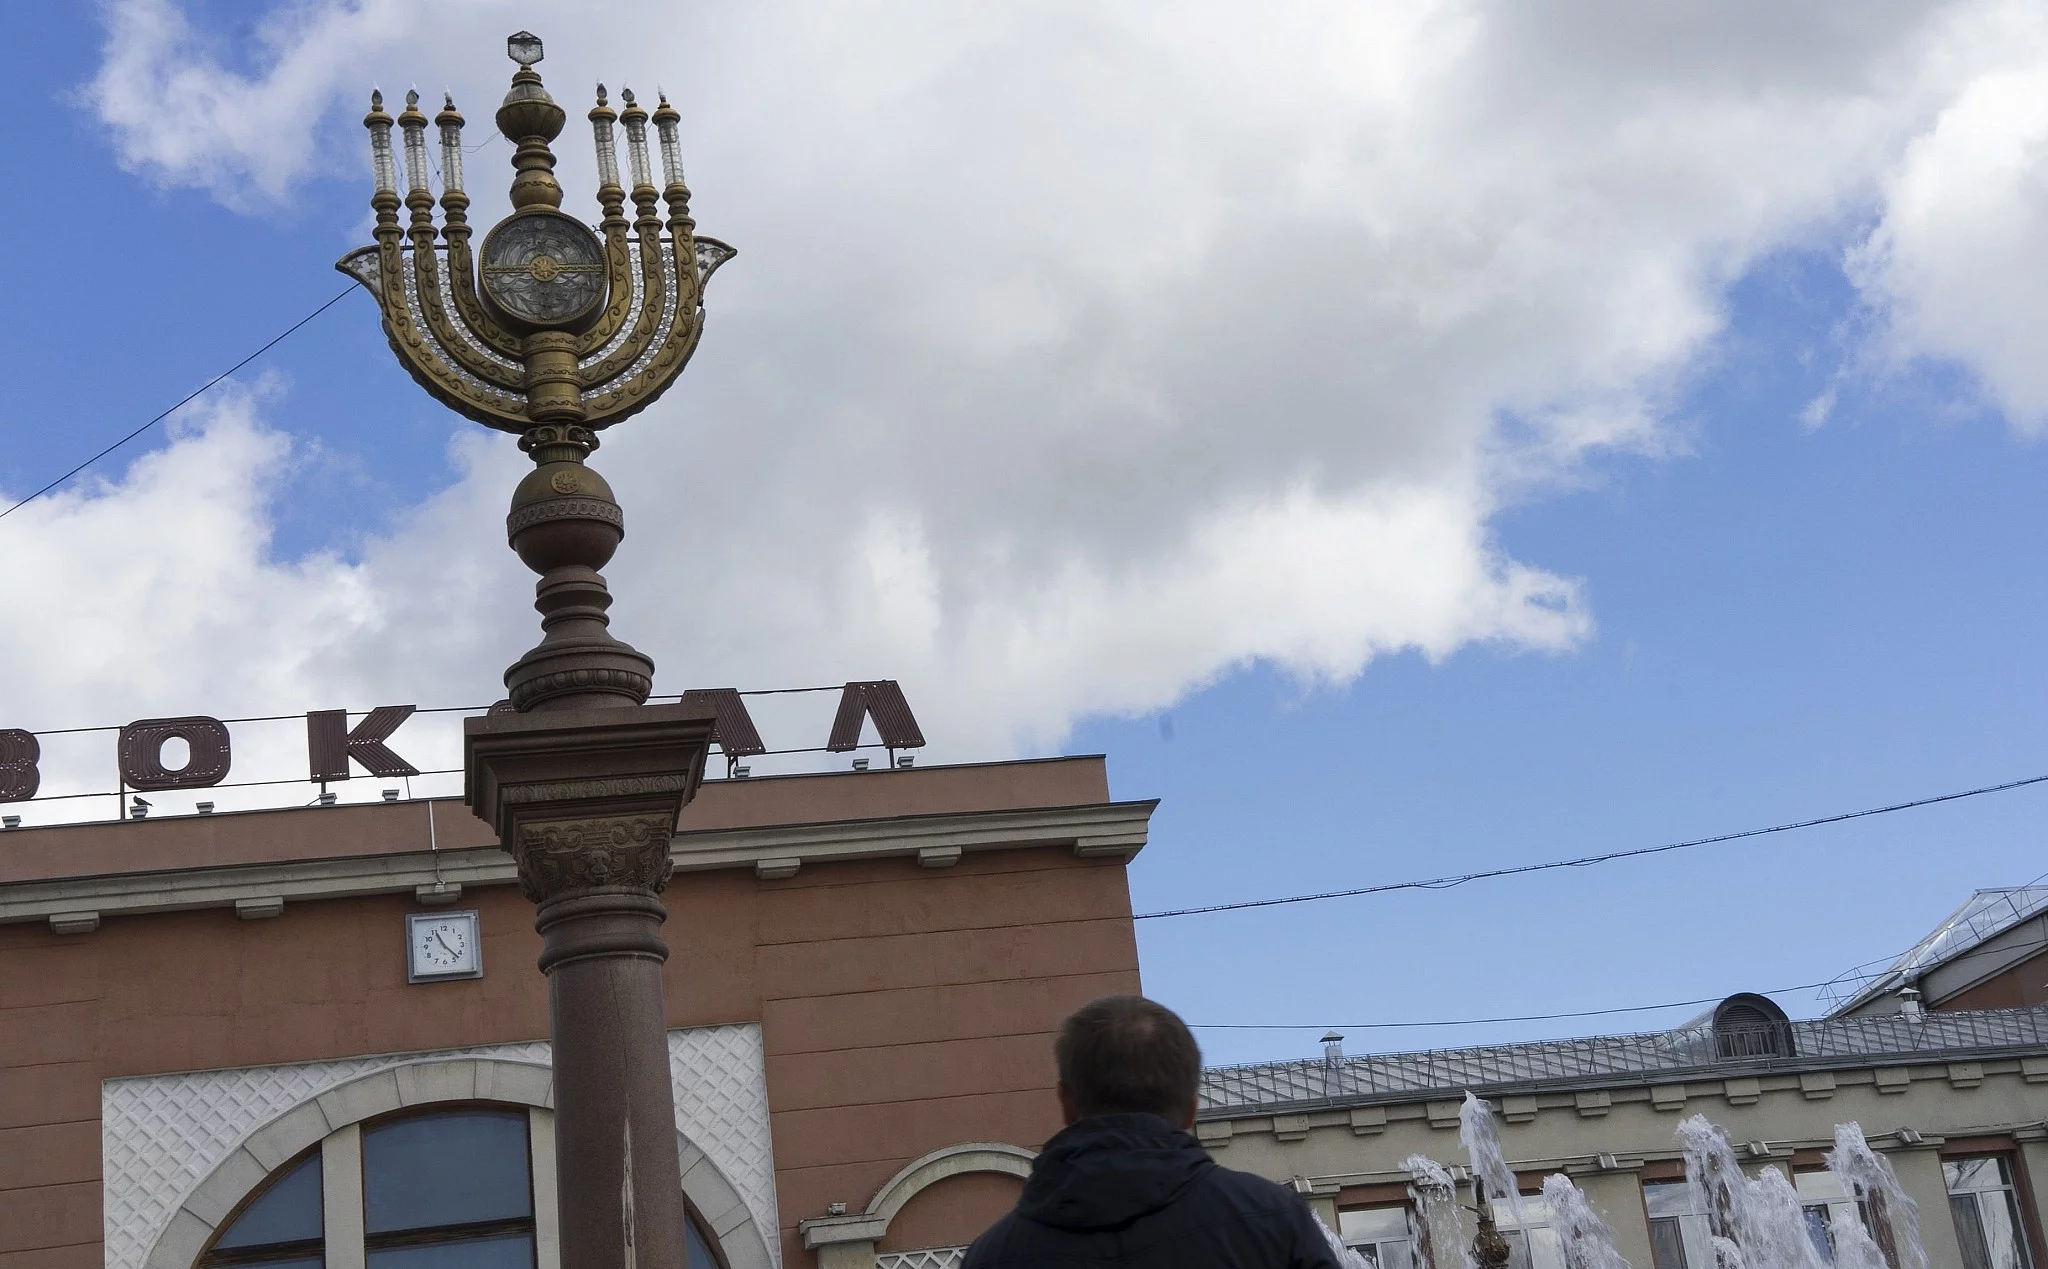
[465, 700, 717, 1269]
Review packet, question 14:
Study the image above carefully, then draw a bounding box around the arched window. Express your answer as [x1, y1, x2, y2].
[200, 1152, 323, 1269]
[363, 1109, 534, 1268]
[1712, 993, 1794, 1060]
[196, 1106, 726, 1269]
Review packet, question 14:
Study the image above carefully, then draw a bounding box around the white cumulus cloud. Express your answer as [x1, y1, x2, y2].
[27, 0, 2047, 811]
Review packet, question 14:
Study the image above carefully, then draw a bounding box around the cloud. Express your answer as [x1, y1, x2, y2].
[49, 0, 2048, 799]
[1849, 17, 2048, 429]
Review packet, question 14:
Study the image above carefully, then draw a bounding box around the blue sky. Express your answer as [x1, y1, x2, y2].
[8, 2, 2048, 1066]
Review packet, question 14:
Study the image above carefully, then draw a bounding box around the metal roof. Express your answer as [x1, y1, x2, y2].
[1821, 887, 2048, 1015]
[1198, 1003, 2048, 1119]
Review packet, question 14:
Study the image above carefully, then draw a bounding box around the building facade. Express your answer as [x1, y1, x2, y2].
[10, 756, 2048, 1269]
[1199, 1001, 2048, 1269]
[0, 757, 1154, 1269]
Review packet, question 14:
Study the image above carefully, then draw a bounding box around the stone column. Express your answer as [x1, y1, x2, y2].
[466, 701, 716, 1269]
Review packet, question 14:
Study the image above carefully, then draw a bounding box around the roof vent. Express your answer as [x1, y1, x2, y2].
[1712, 993, 1794, 1059]
[1897, 985, 1924, 1020]
[1321, 1031, 1344, 1062]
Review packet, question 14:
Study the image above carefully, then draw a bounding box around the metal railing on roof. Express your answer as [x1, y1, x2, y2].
[1198, 1004, 2048, 1118]
[1819, 888, 2048, 1014]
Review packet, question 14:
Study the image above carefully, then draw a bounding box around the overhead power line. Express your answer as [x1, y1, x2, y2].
[1186, 982, 1834, 1031]
[1187, 929, 2048, 1033]
[0, 285, 359, 524]
[1135, 771, 2048, 921]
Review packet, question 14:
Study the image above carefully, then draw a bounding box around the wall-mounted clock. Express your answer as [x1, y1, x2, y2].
[406, 910, 483, 983]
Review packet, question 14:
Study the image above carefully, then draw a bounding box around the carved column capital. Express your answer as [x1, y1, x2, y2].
[466, 700, 716, 910]
[513, 811, 675, 902]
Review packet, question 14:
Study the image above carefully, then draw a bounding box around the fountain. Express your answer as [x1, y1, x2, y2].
[1827, 1122, 1926, 1269]
[1324, 1095, 1931, 1269]
[1405, 1152, 1474, 1269]
[1543, 1173, 1634, 1269]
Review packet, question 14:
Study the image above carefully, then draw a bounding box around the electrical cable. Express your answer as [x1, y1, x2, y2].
[1187, 918, 2048, 1032]
[0, 286, 360, 524]
[1135, 772, 2048, 921]
[17, 685, 855, 736]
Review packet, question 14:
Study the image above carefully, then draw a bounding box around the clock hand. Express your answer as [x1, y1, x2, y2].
[434, 931, 459, 956]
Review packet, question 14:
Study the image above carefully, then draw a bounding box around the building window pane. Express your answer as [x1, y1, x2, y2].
[1946, 1157, 2033, 1269]
[205, 1152, 324, 1267]
[686, 1213, 723, 1269]
[1648, 1217, 1688, 1269]
[1803, 1206, 1838, 1263]
[1340, 1204, 1417, 1269]
[366, 1232, 534, 1269]
[364, 1110, 533, 1235]
[1644, 1179, 1715, 1269]
[1494, 1195, 1562, 1269]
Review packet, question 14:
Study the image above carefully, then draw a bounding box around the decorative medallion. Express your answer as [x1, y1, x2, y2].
[479, 210, 608, 329]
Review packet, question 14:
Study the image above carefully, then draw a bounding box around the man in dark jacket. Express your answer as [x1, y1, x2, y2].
[964, 994, 1350, 1269]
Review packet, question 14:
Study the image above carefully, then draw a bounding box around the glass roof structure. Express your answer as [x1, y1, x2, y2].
[1819, 886, 2048, 1015]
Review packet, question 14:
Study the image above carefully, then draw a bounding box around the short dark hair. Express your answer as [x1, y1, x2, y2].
[1054, 995, 1202, 1120]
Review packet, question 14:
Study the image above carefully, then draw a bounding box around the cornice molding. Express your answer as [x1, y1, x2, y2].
[0, 799, 1155, 930]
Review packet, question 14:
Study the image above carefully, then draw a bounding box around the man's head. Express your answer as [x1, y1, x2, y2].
[1053, 995, 1203, 1129]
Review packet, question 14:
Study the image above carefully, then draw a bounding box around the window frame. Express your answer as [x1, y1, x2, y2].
[1945, 1153, 2039, 1269]
[1338, 1200, 1422, 1269]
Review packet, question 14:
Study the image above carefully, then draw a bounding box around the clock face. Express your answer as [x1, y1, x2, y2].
[407, 911, 482, 982]
[478, 210, 607, 329]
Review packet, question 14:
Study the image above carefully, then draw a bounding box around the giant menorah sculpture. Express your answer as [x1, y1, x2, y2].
[340, 30, 732, 713]
[342, 33, 735, 1269]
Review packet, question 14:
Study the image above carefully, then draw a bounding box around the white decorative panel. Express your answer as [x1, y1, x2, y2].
[668, 1025, 780, 1257]
[878, 1250, 968, 1269]
[104, 1026, 774, 1269]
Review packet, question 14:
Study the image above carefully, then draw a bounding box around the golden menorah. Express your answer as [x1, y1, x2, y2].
[338, 31, 733, 712]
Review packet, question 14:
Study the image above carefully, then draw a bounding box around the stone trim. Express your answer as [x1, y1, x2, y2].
[1200, 1056, 2048, 1143]
[139, 1059, 774, 1269]
[800, 1142, 1036, 1250]
[1, 801, 1154, 927]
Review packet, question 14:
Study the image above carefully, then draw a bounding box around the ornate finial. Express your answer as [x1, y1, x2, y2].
[508, 31, 544, 67]
[596, 83, 608, 106]
[436, 92, 468, 204]
[618, 88, 652, 191]
[650, 92, 685, 195]
[363, 89, 398, 201]
[406, 87, 420, 110]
